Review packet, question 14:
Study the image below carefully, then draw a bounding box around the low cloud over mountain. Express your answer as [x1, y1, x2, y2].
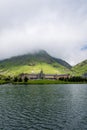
[0, 0, 87, 65]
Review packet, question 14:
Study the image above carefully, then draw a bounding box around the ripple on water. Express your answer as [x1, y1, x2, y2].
[0, 84, 87, 130]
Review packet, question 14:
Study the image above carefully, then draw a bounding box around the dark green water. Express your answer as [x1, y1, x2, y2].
[0, 84, 87, 130]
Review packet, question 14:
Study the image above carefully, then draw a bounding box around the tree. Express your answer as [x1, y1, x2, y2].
[18, 77, 22, 82]
[24, 77, 28, 82]
[5, 76, 11, 82]
[13, 77, 18, 82]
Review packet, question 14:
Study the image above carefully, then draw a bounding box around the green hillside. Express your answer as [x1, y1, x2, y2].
[72, 60, 87, 76]
[0, 50, 71, 77]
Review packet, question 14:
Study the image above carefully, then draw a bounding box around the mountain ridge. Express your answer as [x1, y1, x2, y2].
[72, 59, 87, 76]
[0, 50, 71, 68]
[0, 50, 87, 76]
[0, 50, 71, 76]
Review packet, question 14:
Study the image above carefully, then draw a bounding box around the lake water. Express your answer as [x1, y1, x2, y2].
[0, 84, 87, 130]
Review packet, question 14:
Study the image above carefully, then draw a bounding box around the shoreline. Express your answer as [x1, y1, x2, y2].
[0, 79, 87, 85]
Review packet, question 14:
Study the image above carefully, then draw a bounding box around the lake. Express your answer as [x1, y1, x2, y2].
[0, 84, 87, 130]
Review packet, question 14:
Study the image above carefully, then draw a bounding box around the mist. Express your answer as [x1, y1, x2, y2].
[0, 0, 87, 65]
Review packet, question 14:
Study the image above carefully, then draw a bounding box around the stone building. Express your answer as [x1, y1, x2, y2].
[19, 70, 70, 80]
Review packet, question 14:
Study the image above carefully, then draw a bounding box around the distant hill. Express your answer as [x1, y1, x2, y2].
[72, 60, 87, 76]
[0, 50, 71, 76]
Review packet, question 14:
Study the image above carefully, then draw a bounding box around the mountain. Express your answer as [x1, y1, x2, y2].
[72, 60, 87, 76]
[0, 50, 71, 76]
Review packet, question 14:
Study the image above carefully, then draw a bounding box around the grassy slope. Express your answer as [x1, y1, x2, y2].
[0, 63, 70, 76]
[72, 60, 87, 76]
[0, 50, 71, 76]
[0, 55, 87, 77]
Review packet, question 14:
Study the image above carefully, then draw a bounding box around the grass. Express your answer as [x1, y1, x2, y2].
[12, 79, 87, 85]
[0, 79, 87, 85]
[0, 80, 9, 84]
[0, 50, 87, 77]
[72, 62, 87, 76]
[0, 63, 71, 76]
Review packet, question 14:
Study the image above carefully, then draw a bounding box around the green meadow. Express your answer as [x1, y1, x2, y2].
[72, 60, 87, 76]
[0, 63, 70, 76]
[0, 50, 87, 78]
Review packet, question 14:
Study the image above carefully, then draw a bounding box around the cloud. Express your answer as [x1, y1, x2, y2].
[81, 44, 87, 51]
[0, 0, 87, 65]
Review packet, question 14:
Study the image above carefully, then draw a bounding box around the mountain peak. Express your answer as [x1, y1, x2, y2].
[0, 50, 72, 76]
[0, 50, 71, 68]
[37, 50, 48, 54]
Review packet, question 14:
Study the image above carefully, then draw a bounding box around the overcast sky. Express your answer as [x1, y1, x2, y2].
[0, 0, 87, 65]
